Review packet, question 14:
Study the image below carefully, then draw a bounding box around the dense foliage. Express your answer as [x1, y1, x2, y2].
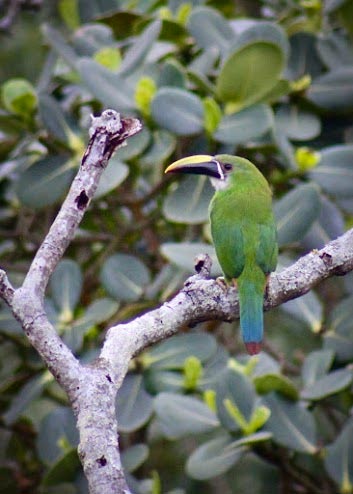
[1, 1, 353, 493]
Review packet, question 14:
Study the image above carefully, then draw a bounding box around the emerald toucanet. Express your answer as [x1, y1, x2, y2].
[165, 155, 278, 355]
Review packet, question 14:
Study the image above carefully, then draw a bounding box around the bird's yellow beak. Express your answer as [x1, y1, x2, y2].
[165, 155, 222, 178]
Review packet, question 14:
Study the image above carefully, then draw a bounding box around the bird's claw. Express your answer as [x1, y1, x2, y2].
[216, 277, 229, 292]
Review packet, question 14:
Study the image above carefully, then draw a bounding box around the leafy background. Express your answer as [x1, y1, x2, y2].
[1, 0, 353, 493]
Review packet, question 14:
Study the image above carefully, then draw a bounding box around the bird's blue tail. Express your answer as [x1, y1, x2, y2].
[237, 266, 266, 355]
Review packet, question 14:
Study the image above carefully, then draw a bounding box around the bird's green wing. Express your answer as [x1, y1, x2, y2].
[210, 220, 245, 280]
[256, 223, 278, 275]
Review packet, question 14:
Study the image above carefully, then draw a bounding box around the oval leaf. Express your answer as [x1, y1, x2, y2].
[121, 444, 149, 473]
[100, 253, 151, 302]
[186, 435, 245, 480]
[325, 417, 353, 491]
[275, 104, 321, 141]
[216, 42, 284, 108]
[274, 183, 321, 246]
[263, 394, 317, 454]
[154, 392, 220, 439]
[163, 175, 214, 224]
[214, 104, 273, 145]
[37, 406, 79, 464]
[187, 7, 235, 53]
[151, 87, 204, 135]
[144, 333, 217, 370]
[15, 155, 76, 209]
[309, 145, 353, 198]
[307, 68, 353, 112]
[50, 259, 82, 314]
[280, 290, 323, 333]
[301, 368, 353, 401]
[78, 58, 134, 111]
[119, 20, 161, 76]
[94, 157, 129, 199]
[116, 374, 153, 433]
[301, 349, 335, 388]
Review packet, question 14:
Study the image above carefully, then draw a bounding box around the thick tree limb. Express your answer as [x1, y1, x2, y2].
[101, 229, 353, 381]
[1, 108, 353, 494]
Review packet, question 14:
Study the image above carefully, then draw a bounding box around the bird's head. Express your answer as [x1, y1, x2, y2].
[165, 154, 246, 191]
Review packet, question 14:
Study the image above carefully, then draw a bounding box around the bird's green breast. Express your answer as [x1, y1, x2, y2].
[209, 169, 277, 281]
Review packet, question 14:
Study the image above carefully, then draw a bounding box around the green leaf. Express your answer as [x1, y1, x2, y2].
[38, 94, 72, 144]
[140, 130, 176, 167]
[143, 333, 217, 370]
[163, 175, 214, 224]
[301, 349, 334, 387]
[115, 127, 150, 161]
[325, 417, 353, 493]
[158, 60, 186, 88]
[186, 434, 246, 480]
[62, 297, 119, 352]
[183, 356, 203, 391]
[37, 407, 79, 465]
[275, 104, 321, 141]
[3, 372, 52, 425]
[151, 87, 204, 135]
[116, 374, 153, 433]
[94, 157, 129, 199]
[263, 394, 317, 454]
[42, 449, 80, 486]
[253, 374, 299, 400]
[301, 368, 353, 401]
[78, 58, 134, 111]
[280, 290, 323, 333]
[134, 76, 157, 117]
[286, 32, 324, 80]
[309, 145, 353, 198]
[144, 369, 184, 394]
[58, 0, 80, 29]
[187, 7, 235, 52]
[203, 97, 222, 135]
[307, 68, 353, 112]
[214, 104, 273, 145]
[302, 196, 345, 250]
[93, 47, 122, 70]
[154, 392, 220, 439]
[50, 259, 82, 317]
[216, 42, 284, 109]
[216, 368, 257, 432]
[121, 444, 149, 473]
[274, 183, 321, 246]
[160, 242, 222, 276]
[330, 295, 353, 334]
[234, 21, 289, 59]
[317, 32, 353, 71]
[1, 78, 37, 117]
[43, 24, 79, 68]
[15, 155, 76, 209]
[119, 20, 161, 76]
[228, 431, 272, 449]
[100, 253, 151, 302]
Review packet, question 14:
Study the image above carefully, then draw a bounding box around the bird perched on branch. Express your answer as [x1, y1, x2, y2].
[165, 154, 277, 355]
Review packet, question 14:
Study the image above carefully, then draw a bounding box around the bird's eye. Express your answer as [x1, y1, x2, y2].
[223, 163, 233, 171]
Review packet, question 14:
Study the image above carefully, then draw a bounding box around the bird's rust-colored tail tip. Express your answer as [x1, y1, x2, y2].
[245, 342, 262, 355]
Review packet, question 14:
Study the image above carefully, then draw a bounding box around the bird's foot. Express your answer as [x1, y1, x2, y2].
[216, 277, 229, 292]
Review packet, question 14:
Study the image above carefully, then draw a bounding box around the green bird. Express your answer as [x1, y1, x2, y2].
[165, 154, 277, 355]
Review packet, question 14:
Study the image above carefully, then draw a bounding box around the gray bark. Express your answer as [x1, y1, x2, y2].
[0, 109, 352, 493]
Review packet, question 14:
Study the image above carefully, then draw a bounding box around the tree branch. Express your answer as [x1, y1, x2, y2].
[0, 110, 142, 494]
[2, 107, 353, 494]
[101, 229, 353, 380]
